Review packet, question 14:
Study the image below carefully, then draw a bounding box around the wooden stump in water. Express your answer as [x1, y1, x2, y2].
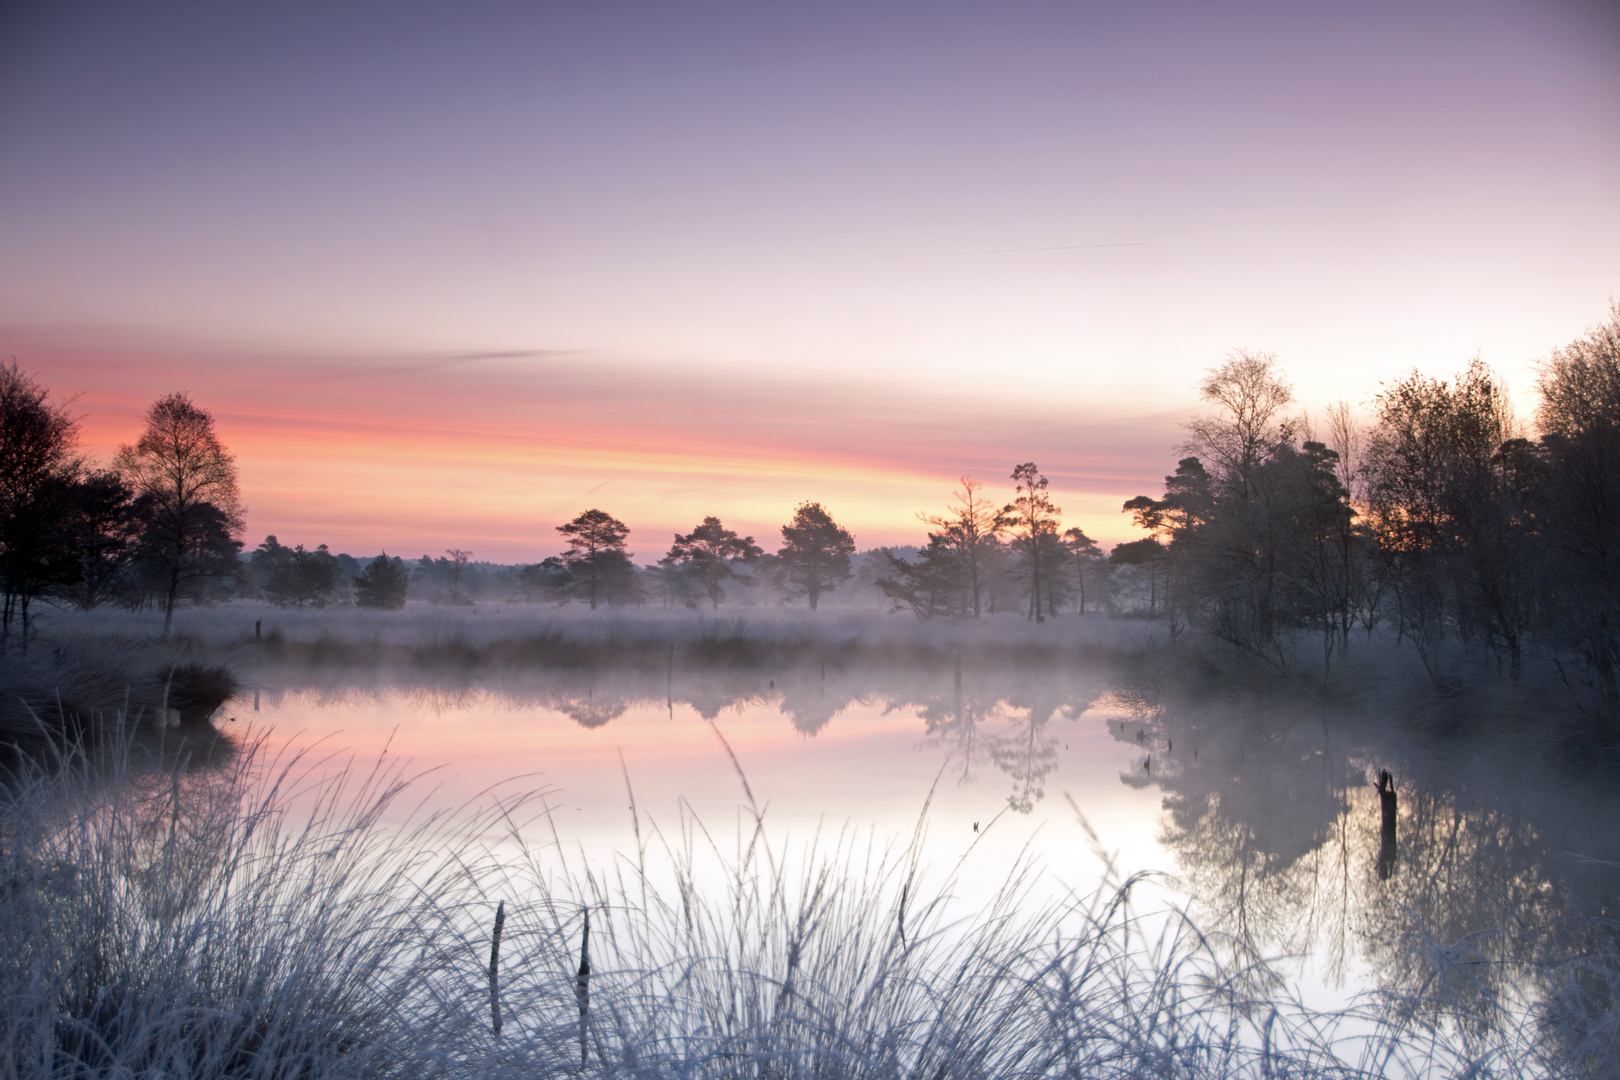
[488, 900, 504, 1037]
[1376, 770, 1398, 881]
[576, 907, 591, 1065]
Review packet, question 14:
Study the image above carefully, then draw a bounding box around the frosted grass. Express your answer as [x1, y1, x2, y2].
[2, 722, 1609, 1079]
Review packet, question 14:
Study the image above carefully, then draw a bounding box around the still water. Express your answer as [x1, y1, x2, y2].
[243, 658, 1620, 1016]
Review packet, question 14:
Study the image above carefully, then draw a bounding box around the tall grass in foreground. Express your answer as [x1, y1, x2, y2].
[0, 729, 1610, 1079]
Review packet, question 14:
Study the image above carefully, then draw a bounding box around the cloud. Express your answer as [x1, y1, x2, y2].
[2, 325, 1180, 558]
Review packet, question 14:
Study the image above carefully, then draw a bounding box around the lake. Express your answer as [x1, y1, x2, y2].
[239, 645, 1620, 1031]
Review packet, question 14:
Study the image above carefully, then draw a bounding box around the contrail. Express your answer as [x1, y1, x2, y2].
[843, 241, 1151, 260]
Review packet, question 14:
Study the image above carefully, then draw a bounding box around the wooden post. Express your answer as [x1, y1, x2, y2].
[576, 907, 592, 1064]
[488, 901, 505, 1037]
[1376, 771, 1398, 881]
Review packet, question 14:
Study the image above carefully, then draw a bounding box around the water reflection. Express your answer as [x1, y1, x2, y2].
[244, 656, 1619, 1048]
[1113, 701, 1620, 1014]
[250, 662, 1108, 815]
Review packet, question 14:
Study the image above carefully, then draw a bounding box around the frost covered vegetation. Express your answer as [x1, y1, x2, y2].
[3, 305, 1620, 1073]
[3, 731, 1615, 1080]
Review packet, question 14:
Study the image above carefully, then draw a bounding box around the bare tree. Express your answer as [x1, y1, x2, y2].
[114, 393, 243, 634]
[1323, 400, 1362, 501]
[1183, 350, 1295, 495]
[1176, 353, 1297, 652]
[919, 477, 1003, 618]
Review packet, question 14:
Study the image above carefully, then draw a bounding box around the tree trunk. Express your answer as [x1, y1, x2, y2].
[1029, 547, 1043, 623]
[163, 559, 181, 635]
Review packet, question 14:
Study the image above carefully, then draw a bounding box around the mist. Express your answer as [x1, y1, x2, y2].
[2, 0, 1618, 1072]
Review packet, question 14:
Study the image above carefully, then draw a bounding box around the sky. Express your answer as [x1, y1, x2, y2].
[2, 0, 1617, 561]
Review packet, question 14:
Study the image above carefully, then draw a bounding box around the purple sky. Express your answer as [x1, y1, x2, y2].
[2, 0, 1617, 558]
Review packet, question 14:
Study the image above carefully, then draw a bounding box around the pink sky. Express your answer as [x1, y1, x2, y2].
[2, 0, 1616, 561]
[12, 328, 1183, 558]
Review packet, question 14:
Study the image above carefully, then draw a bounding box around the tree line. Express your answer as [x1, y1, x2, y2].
[515, 502, 858, 611]
[873, 469, 1112, 623]
[1116, 305, 1620, 716]
[0, 366, 1270, 629]
[0, 375, 244, 640]
[0, 359, 1121, 627]
[6, 301, 1615, 683]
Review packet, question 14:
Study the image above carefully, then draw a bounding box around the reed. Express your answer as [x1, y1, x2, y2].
[0, 722, 1608, 1079]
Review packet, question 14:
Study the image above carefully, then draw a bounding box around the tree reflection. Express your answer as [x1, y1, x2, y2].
[1123, 711, 1356, 974]
[1123, 700, 1620, 1030]
[915, 688, 997, 785]
[988, 697, 1064, 814]
[551, 691, 631, 729]
[253, 661, 1108, 812]
[774, 677, 863, 736]
[535, 665, 1103, 811]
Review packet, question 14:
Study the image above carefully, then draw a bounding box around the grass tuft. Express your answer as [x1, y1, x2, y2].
[0, 724, 1610, 1078]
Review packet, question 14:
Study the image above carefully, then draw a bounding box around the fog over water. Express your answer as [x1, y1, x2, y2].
[219, 610, 1620, 1016]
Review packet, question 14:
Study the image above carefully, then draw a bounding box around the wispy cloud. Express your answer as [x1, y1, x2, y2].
[4, 328, 1181, 558]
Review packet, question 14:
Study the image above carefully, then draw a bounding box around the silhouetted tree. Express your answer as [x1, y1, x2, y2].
[1186, 350, 1296, 497]
[0, 363, 82, 646]
[444, 548, 472, 605]
[126, 497, 242, 615]
[57, 470, 141, 610]
[660, 517, 763, 609]
[1104, 307, 1620, 736]
[558, 509, 640, 608]
[252, 536, 343, 607]
[777, 502, 855, 610]
[517, 556, 576, 604]
[114, 393, 244, 633]
[354, 552, 409, 609]
[752, 552, 785, 605]
[1062, 527, 1103, 614]
[1120, 460, 1205, 624]
[1044, 531, 1078, 617]
[1178, 353, 1296, 651]
[1364, 361, 1528, 678]
[1003, 463, 1061, 623]
[411, 550, 479, 605]
[1266, 441, 1360, 669]
[1109, 537, 1167, 615]
[877, 538, 964, 620]
[1534, 304, 1620, 710]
